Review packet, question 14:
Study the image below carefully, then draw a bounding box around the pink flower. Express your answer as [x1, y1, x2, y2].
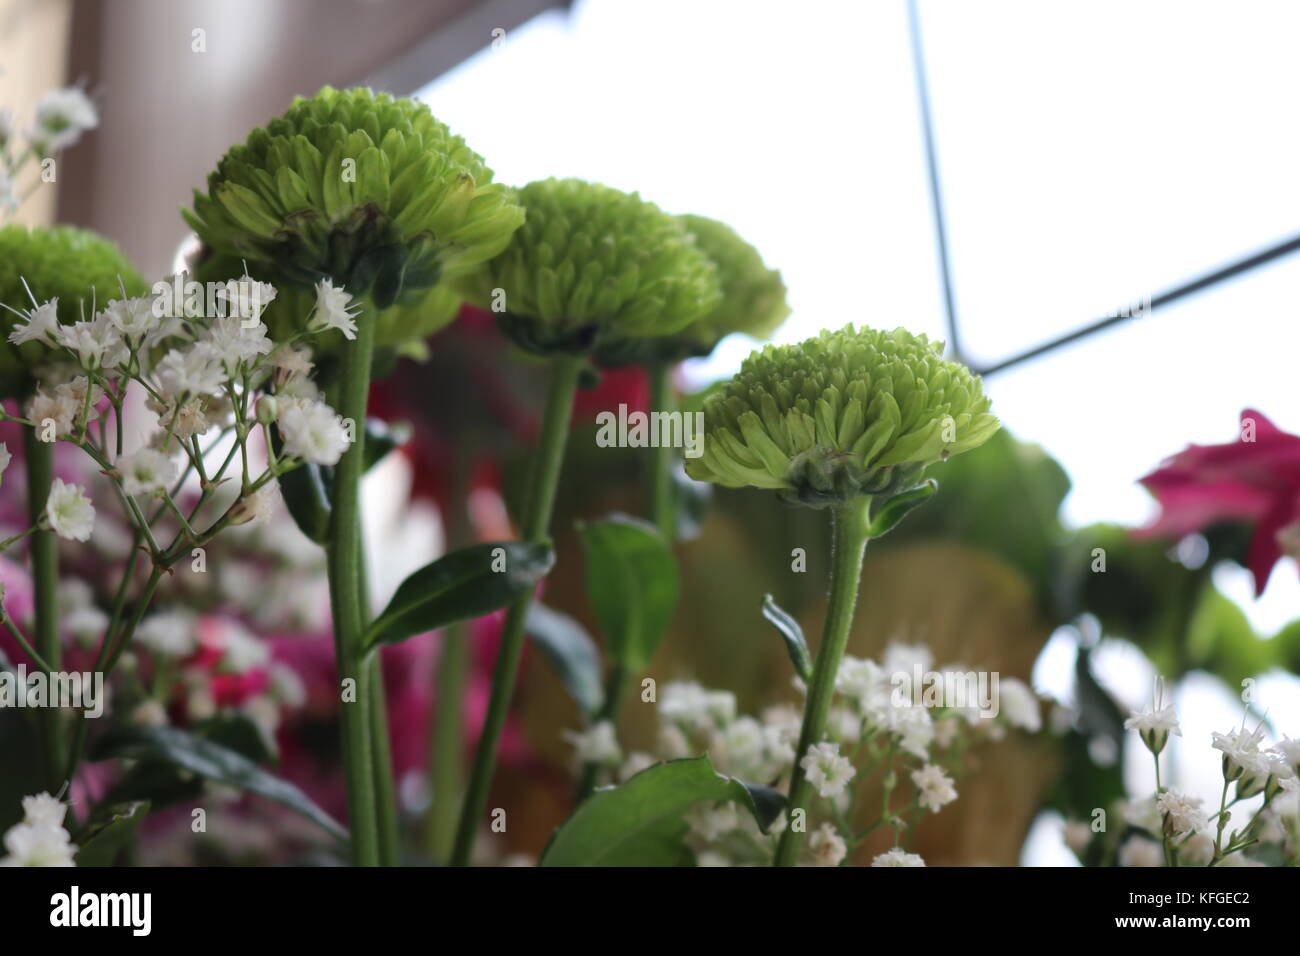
[1139, 409, 1300, 595]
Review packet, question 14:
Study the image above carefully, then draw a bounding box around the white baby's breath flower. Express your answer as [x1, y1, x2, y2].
[1125, 704, 1182, 756]
[1212, 724, 1269, 784]
[806, 823, 847, 867]
[21, 792, 67, 830]
[685, 802, 738, 842]
[800, 741, 854, 799]
[56, 313, 127, 371]
[102, 297, 159, 343]
[135, 610, 198, 658]
[997, 678, 1042, 732]
[871, 848, 925, 867]
[308, 278, 360, 340]
[25, 388, 77, 438]
[5, 299, 61, 345]
[563, 720, 622, 767]
[131, 699, 169, 727]
[220, 622, 270, 673]
[1156, 789, 1207, 835]
[911, 763, 958, 814]
[1271, 736, 1300, 776]
[0, 822, 76, 867]
[204, 314, 273, 372]
[278, 400, 349, 466]
[1118, 835, 1163, 868]
[153, 342, 228, 399]
[215, 274, 277, 321]
[118, 447, 178, 496]
[713, 715, 765, 777]
[43, 478, 95, 541]
[30, 86, 98, 152]
[268, 343, 313, 382]
[1181, 832, 1215, 866]
[656, 721, 691, 760]
[660, 680, 716, 733]
[618, 751, 657, 782]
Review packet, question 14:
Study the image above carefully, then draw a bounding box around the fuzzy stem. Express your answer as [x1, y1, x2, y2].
[774, 498, 871, 867]
[327, 305, 379, 866]
[646, 361, 676, 541]
[451, 353, 583, 866]
[24, 430, 64, 792]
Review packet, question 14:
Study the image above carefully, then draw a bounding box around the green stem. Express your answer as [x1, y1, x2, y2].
[368, 657, 399, 865]
[359, 556, 399, 866]
[646, 361, 676, 541]
[24, 430, 64, 793]
[428, 449, 475, 862]
[451, 353, 583, 866]
[774, 498, 871, 867]
[574, 662, 630, 801]
[326, 305, 379, 867]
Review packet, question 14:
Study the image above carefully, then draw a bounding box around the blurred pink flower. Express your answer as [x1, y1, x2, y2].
[1139, 408, 1300, 595]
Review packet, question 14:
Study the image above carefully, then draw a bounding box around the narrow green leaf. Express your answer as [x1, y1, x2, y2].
[539, 756, 786, 866]
[761, 593, 811, 682]
[364, 541, 555, 651]
[867, 479, 938, 538]
[578, 513, 678, 672]
[525, 603, 604, 719]
[73, 801, 150, 867]
[90, 725, 345, 841]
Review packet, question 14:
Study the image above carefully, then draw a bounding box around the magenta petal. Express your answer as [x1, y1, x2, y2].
[1246, 492, 1300, 596]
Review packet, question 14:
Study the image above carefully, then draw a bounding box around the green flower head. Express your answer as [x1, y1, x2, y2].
[470, 178, 722, 356]
[184, 86, 524, 309]
[0, 225, 146, 397]
[598, 213, 789, 365]
[685, 325, 1000, 507]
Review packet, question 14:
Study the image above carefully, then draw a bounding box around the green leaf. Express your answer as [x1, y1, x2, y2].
[364, 541, 555, 651]
[90, 725, 346, 841]
[867, 479, 938, 538]
[578, 513, 678, 672]
[761, 593, 811, 681]
[524, 603, 604, 719]
[539, 756, 785, 866]
[73, 801, 150, 867]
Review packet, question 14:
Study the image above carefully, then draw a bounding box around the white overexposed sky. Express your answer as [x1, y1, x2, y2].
[417, 0, 1300, 863]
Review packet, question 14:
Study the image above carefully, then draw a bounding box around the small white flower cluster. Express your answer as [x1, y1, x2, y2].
[2, 271, 362, 552]
[561, 648, 1040, 867]
[0, 792, 77, 867]
[1, 87, 98, 215]
[1079, 687, 1300, 867]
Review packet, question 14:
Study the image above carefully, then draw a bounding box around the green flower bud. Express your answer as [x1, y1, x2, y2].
[0, 225, 147, 397]
[685, 325, 1000, 508]
[184, 86, 524, 309]
[598, 214, 788, 364]
[466, 178, 721, 356]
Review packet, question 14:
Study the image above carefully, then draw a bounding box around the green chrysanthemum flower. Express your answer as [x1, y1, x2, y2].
[468, 178, 722, 355]
[0, 225, 147, 397]
[184, 86, 524, 310]
[685, 325, 1000, 507]
[598, 213, 788, 365]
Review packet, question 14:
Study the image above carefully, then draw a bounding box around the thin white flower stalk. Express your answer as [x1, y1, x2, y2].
[609, 658, 1040, 866]
[0, 86, 99, 224]
[0, 270, 360, 792]
[1108, 674, 1300, 867]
